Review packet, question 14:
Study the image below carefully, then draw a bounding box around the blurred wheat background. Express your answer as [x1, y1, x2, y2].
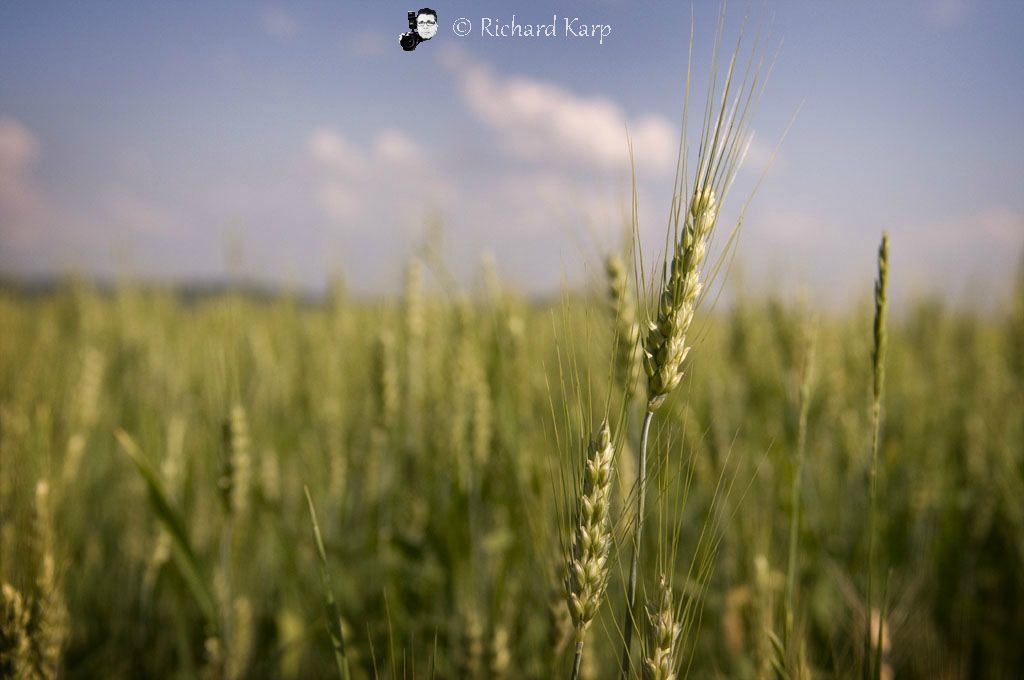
[2, 254, 1023, 677]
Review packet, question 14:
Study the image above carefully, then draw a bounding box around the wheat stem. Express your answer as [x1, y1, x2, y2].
[304, 486, 352, 680]
[570, 638, 585, 680]
[620, 409, 654, 678]
[784, 330, 815, 643]
[864, 233, 889, 680]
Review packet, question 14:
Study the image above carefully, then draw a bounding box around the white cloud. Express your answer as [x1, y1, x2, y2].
[0, 118, 44, 248]
[374, 129, 426, 166]
[477, 170, 624, 237]
[308, 128, 367, 175]
[261, 7, 299, 40]
[316, 182, 359, 224]
[441, 48, 677, 174]
[307, 127, 451, 226]
[742, 135, 778, 174]
[0, 117, 37, 171]
[302, 120, 637, 292]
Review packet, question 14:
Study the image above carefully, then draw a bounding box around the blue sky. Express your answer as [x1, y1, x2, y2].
[1, 0, 1022, 303]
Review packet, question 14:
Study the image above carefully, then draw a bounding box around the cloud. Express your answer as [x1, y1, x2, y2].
[374, 130, 426, 166]
[441, 48, 677, 174]
[302, 120, 638, 292]
[474, 170, 624, 238]
[0, 117, 44, 248]
[307, 129, 361, 223]
[261, 7, 299, 40]
[743, 136, 778, 174]
[0, 117, 37, 171]
[308, 128, 367, 176]
[307, 127, 451, 226]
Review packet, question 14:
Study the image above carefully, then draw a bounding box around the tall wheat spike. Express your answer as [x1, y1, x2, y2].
[620, 11, 772, 671]
[864, 233, 889, 680]
[565, 421, 615, 680]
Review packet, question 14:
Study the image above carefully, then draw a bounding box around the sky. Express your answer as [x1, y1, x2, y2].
[1, 0, 1023, 304]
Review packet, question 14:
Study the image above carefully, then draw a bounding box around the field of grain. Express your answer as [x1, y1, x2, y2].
[2, 253, 1022, 677]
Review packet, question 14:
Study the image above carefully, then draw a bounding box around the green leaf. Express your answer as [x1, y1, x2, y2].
[304, 485, 351, 680]
[117, 428, 220, 633]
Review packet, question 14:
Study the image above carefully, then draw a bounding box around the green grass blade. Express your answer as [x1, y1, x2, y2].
[304, 485, 351, 680]
[116, 428, 220, 633]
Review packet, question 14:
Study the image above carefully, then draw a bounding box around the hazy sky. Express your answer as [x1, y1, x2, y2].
[1, 0, 1022, 303]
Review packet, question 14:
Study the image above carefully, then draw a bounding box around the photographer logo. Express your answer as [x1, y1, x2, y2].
[400, 7, 438, 52]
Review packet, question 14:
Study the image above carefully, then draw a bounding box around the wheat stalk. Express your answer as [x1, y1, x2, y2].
[220, 404, 251, 518]
[864, 233, 889, 680]
[373, 329, 400, 435]
[565, 420, 615, 680]
[642, 575, 682, 680]
[784, 325, 815, 645]
[33, 480, 67, 680]
[304, 486, 352, 680]
[622, 187, 721, 677]
[403, 257, 425, 441]
[620, 12, 771, 669]
[607, 251, 641, 405]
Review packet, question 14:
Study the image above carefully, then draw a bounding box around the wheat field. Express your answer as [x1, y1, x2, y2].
[1, 251, 1022, 678]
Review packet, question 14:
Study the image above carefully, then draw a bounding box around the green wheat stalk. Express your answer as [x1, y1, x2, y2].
[864, 233, 889, 680]
[620, 11, 772, 674]
[304, 485, 352, 680]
